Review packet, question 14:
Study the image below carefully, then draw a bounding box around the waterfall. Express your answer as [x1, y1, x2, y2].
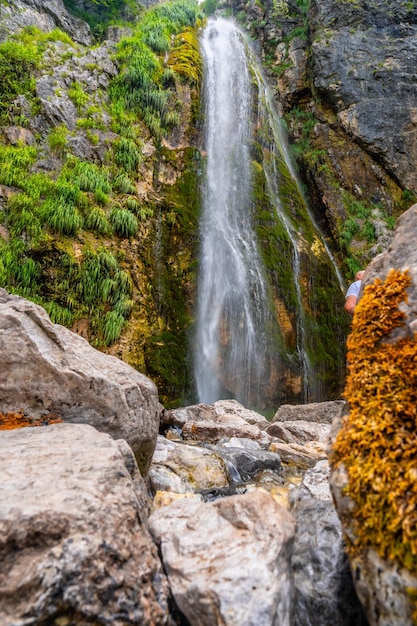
[194, 18, 347, 410]
[194, 19, 272, 408]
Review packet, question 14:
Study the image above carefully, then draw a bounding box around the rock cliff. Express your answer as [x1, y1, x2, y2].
[229, 0, 417, 276]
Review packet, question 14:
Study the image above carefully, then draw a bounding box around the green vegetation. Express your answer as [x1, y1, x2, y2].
[63, 0, 142, 40]
[110, 0, 204, 142]
[68, 81, 90, 112]
[110, 206, 138, 237]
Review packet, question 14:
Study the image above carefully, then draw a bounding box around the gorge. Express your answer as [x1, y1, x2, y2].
[1, 0, 417, 624]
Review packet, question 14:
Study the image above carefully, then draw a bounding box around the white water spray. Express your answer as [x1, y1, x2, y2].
[194, 19, 272, 407]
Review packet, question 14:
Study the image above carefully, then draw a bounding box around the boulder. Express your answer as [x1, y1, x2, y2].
[272, 400, 345, 424]
[290, 460, 368, 626]
[0, 290, 161, 474]
[266, 419, 331, 444]
[162, 399, 270, 432]
[149, 435, 229, 494]
[0, 424, 173, 625]
[148, 490, 295, 626]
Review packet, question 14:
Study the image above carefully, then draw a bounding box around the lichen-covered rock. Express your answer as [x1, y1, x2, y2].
[0, 424, 174, 626]
[0, 289, 161, 474]
[329, 205, 417, 624]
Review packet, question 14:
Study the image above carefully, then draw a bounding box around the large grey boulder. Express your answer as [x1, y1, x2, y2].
[271, 400, 345, 424]
[0, 289, 161, 474]
[0, 424, 174, 625]
[149, 490, 296, 626]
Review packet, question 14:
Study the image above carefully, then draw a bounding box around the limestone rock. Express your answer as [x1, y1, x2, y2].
[148, 490, 296, 626]
[0, 289, 161, 474]
[269, 440, 327, 471]
[181, 418, 271, 446]
[163, 399, 272, 447]
[0, 424, 173, 626]
[149, 436, 229, 494]
[162, 399, 270, 432]
[267, 419, 331, 444]
[0, 0, 92, 45]
[290, 461, 368, 626]
[272, 400, 345, 424]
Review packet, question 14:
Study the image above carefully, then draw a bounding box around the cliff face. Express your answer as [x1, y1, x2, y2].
[0, 0, 203, 407]
[231, 0, 417, 275]
[2, 0, 415, 408]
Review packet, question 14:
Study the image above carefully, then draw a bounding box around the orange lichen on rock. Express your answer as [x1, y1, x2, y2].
[331, 268, 417, 576]
[0, 412, 63, 430]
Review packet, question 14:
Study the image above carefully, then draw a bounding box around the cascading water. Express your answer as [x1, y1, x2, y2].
[194, 19, 273, 408]
[194, 18, 347, 410]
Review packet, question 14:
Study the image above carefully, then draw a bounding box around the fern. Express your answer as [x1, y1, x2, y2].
[110, 206, 138, 237]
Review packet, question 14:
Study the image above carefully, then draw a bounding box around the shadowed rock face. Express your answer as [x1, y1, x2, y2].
[0, 289, 162, 474]
[0, 424, 174, 626]
[309, 0, 417, 192]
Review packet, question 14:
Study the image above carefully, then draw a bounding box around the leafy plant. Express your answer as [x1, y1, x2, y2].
[0, 40, 39, 123]
[110, 206, 138, 237]
[110, 0, 203, 140]
[113, 137, 142, 173]
[102, 310, 125, 345]
[48, 124, 69, 155]
[84, 206, 110, 234]
[68, 81, 89, 111]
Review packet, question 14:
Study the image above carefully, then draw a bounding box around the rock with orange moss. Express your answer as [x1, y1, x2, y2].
[329, 205, 417, 626]
[0, 423, 175, 626]
[0, 289, 162, 474]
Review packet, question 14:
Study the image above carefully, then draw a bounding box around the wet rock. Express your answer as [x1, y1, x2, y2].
[149, 490, 295, 626]
[269, 440, 327, 471]
[0, 424, 173, 626]
[0, 289, 161, 474]
[149, 436, 229, 494]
